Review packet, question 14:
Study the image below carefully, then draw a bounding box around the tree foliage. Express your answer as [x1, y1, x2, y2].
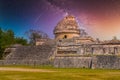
[25, 29, 49, 45]
[0, 28, 28, 59]
[15, 37, 27, 45]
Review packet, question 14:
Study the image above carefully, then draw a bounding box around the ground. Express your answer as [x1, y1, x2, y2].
[0, 66, 120, 80]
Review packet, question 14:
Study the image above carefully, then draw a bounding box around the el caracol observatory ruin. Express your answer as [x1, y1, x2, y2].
[54, 15, 80, 40]
[2, 15, 120, 69]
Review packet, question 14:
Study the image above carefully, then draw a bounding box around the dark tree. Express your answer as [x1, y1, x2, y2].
[0, 27, 28, 59]
[25, 29, 49, 45]
[15, 37, 28, 45]
[113, 36, 117, 40]
[0, 28, 3, 58]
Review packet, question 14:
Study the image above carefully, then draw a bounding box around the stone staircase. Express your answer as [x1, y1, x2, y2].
[5, 44, 55, 61]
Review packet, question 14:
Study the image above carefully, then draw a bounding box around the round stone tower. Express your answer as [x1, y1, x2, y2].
[54, 15, 80, 40]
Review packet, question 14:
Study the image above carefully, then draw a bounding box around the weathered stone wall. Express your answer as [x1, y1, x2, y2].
[54, 56, 92, 68]
[54, 55, 120, 69]
[57, 44, 120, 55]
[57, 37, 120, 55]
[55, 33, 80, 40]
[93, 55, 120, 69]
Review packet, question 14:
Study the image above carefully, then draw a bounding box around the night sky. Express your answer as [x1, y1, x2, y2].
[0, 0, 120, 40]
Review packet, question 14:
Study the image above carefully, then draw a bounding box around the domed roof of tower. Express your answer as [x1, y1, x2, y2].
[54, 15, 80, 34]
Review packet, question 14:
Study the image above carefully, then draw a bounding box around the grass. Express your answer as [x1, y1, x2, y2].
[0, 65, 120, 80]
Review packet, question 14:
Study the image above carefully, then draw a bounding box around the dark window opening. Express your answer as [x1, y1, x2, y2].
[63, 35, 67, 39]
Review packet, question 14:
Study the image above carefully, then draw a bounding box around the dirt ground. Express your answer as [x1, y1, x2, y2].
[0, 67, 55, 72]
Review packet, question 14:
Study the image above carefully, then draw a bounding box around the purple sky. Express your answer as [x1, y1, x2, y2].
[1, 0, 120, 40]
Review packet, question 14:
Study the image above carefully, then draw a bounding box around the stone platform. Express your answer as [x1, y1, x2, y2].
[54, 55, 120, 69]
